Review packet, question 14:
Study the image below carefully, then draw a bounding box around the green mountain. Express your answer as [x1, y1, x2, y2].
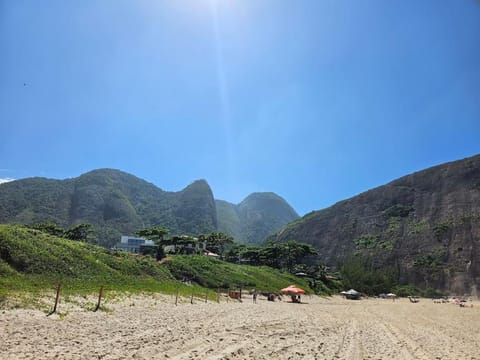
[0, 169, 217, 247]
[270, 154, 480, 295]
[216, 193, 300, 244]
[0, 169, 298, 247]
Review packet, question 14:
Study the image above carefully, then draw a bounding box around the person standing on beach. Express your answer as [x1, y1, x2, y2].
[253, 290, 257, 304]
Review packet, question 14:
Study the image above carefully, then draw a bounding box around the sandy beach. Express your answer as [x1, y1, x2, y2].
[1, 294, 479, 359]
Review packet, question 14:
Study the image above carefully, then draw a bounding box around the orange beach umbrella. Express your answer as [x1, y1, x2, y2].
[280, 285, 305, 295]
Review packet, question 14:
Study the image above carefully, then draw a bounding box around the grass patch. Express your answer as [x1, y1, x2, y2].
[163, 255, 314, 293]
[0, 224, 329, 308]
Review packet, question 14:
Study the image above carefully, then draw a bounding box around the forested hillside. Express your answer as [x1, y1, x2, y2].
[0, 169, 217, 247]
[216, 192, 299, 244]
[0, 169, 298, 247]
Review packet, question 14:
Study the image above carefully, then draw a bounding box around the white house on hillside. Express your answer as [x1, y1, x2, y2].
[111, 236, 156, 253]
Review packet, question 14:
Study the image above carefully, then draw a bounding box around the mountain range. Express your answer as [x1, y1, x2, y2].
[1, 154, 480, 294]
[270, 154, 480, 295]
[0, 169, 298, 247]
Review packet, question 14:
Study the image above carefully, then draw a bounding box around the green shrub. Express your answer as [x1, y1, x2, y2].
[423, 287, 445, 298]
[392, 284, 420, 297]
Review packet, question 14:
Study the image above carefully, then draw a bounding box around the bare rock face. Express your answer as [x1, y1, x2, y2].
[272, 154, 480, 295]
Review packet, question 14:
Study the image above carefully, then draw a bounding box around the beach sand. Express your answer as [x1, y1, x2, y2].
[1, 294, 479, 359]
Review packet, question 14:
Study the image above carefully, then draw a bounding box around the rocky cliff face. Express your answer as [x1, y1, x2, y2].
[216, 192, 299, 244]
[272, 155, 480, 295]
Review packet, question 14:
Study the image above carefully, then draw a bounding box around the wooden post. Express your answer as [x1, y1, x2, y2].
[190, 289, 194, 304]
[94, 286, 104, 312]
[47, 283, 61, 316]
[175, 286, 179, 306]
[205, 289, 208, 303]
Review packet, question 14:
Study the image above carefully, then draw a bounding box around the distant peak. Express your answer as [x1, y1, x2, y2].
[81, 168, 131, 176]
[181, 179, 212, 193]
[242, 192, 288, 203]
[191, 179, 209, 185]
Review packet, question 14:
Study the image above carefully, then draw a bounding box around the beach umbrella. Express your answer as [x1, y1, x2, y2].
[345, 289, 359, 295]
[343, 289, 361, 300]
[280, 285, 305, 295]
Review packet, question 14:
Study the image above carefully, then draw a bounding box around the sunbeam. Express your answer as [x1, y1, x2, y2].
[209, 0, 235, 181]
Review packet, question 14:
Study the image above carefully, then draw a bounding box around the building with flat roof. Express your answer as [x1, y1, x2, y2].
[111, 236, 156, 254]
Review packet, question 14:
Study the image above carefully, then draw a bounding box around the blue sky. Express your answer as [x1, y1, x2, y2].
[1, 0, 479, 215]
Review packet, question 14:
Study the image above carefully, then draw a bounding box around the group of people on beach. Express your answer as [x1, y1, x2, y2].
[250, 290, 296, 303]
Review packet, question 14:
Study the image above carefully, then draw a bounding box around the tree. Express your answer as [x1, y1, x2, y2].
[238, 245, 264, 265]
[223, 244, 246, 263]
[340, 255, 398, 295]
[262, 240, 318, 272]
[281, 240, 318, 272]
[199, 232, 234, 256]
[64, 223, 95, 242]
[136, 226, 170, 260]
[164, 235, 198, 254]
[28, 222, 65, 237]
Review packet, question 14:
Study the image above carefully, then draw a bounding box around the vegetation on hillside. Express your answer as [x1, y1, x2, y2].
[0, 169, 299, 248]
[216, 193, 299, 244]
[0, 225, 341, 307]
[164, 255, 311, 292]
[0, 170, 218, 248]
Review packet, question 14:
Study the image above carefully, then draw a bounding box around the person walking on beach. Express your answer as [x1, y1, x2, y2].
[253, 290, 257, 304]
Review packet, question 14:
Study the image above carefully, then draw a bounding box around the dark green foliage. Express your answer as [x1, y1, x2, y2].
[413, 248, 447, 270]
[63, 223, 95, 242]
[216, 193, 299, 245]
[432, 223, 450, 238]
[391, 284, 420, 297]
[199, 232, 234, 256]
[340, 255, 398, 295]
[0, 224, 338, 298]
[0, 170, 218, 248]
[163, 255, 315, 293]
[354, 235, 393, 251]
[139, 244, 159, 258]
[163, 235, 200, 255]
[0, 224, 173, 286]
[27, 222, 95, 242]
[28, 222, 64, 237]
[422, 287, 445, 298]
[0, 170, 299, 248]
[225, 240, 318, 273]
[215, 200, 241, 241]
[136, 226, 169, 260]
[228, 244, 264, 265]
[263, 240, 318, 272]
[0, 258, 16, 276]
[383, 204, 414, 218]
[136, 226, 170, 242]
